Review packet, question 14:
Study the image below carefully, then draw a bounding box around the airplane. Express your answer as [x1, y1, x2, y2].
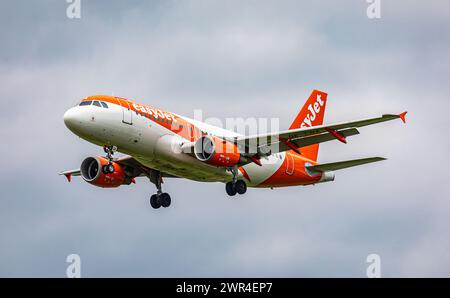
[60, 90, 407, 209]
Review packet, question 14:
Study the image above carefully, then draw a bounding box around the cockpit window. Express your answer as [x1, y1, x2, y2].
[92, 101, 101, 107]
[79, 101, 92, 106]
[100, 102, 108, 108]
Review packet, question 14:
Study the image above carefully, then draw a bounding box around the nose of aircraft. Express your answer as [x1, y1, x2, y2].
[63, 107, 76, 130]
[64, 101, 111, 140]
[63, 106, 86, 134]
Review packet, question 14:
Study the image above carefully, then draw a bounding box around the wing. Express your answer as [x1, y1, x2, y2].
[116, 156, 179, 178]
[59, 169, 81, 182]
[276, 127, 360, 153]
[235, 112, 407, 154]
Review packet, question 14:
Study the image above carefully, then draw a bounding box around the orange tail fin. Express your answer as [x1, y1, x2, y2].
[289, 89, 328, 162]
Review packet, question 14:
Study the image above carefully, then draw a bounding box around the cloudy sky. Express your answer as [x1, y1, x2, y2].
[1, 0, 449, 277]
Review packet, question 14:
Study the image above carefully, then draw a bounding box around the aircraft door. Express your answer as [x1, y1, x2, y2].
[286, 152, 294, 175]
[122, 101, 133, 125]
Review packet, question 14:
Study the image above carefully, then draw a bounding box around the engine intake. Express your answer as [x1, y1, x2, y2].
[194, 136, 241, 167]
[80, 156, 130, 188]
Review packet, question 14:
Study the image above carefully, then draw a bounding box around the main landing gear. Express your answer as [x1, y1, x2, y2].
[226, 180, 247, 196]
[225, 166, 247, 196]
[102, 145, 117, 174]
[149, 170, 171, 209]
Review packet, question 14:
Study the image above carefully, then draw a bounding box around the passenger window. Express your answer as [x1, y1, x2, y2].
[92, 101, 101, 107]
[79, 101, 92, 106]
[100, 102, 108, 108]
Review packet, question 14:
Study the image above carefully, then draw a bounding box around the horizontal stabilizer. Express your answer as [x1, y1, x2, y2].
[306, 157, 386, 173]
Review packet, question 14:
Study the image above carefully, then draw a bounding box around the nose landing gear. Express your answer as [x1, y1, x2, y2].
[102, 145, 117, 174]
[148, 170, 172, 209]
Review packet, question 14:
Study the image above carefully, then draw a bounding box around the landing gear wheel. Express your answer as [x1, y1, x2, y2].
[102, 164, 115, 174]
[161, 193, 171, 208]
[107, 164, 114, 173]
[226, 182, 237, 196]
[150, 194, 161, 209]
[235, 180, 247, 195]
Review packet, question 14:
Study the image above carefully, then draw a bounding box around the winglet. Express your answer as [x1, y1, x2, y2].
[64, 174, 72, 183]
[399, 111, 408, 124]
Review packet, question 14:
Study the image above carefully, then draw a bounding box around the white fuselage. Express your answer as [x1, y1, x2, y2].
[63, 97, 292, 187]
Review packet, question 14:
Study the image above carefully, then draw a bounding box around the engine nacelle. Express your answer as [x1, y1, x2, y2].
[80, 157, 129, 188]
[194, 136, 241, 167]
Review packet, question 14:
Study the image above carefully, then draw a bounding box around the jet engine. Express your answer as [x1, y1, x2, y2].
[80, 156, 132, 188]
[194, 136, 241, 167]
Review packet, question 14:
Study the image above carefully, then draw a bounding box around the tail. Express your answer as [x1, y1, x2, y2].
[289, 89, 328, 162]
